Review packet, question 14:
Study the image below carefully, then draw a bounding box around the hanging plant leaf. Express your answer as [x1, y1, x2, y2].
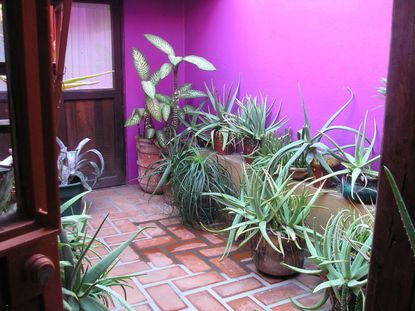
[124, 108, 145, 127]
[183, 55, 216, 71]
[155, 93, 172, 105]
[146, 97, 162, 122]
[141, 81, 156, 99]
[145, 128, 156, 139]
[179, 89, 207, 99]
[144, 34, 175, 56]
[132, 48, 150, 81]
[155, 130, 167, 148]
[150, 63, 173, 86]
[168, 55, 183, 66]
[162, 104, 171, 122]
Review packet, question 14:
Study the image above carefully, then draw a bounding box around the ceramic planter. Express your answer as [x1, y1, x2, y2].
[243, 137, 260, 164]
[213, 130, 234, 155]
[341, 175, 378, 204]
[59, 177, 85, 216]
[289, 167, 309, 181]
[136, 136, 162, 194]
[311, 155, 341, 188]
[250, 233, 304, 277]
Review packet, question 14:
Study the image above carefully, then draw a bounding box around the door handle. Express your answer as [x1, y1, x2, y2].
[24, 254, 55, 286]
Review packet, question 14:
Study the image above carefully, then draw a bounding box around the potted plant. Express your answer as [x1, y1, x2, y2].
[205, 167, 323, 277]
[59, 193, 146, 310]
[225, 95, 287, 164]
[264, 88, 360, 187]
[57, 137, 104, 215]
[124, 34, 215, 193]
[283, 210, 373, 311]
[314, 112, 380, 203]
[190, 82, 240, 155]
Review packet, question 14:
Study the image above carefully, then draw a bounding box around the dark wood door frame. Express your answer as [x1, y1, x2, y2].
[365, 1, 415, 309]
[60, 0, 125, 188]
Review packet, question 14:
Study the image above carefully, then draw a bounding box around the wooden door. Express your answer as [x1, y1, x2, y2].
[0, 0, 65, 309]
[59, 0, 125, 188]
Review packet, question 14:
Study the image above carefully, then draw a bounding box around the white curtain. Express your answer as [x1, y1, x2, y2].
[64, 2, 113, 90]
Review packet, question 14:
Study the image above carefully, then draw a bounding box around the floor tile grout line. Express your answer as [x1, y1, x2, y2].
[131, 276, 161, 311]
[248, 294, 272, 311]
[267, 291, 312, 308]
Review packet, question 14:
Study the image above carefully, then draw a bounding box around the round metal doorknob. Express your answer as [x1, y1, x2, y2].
[24, 254, 55, 285]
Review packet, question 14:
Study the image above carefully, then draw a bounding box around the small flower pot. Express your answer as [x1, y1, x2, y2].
[243, 137, 260, 164]
[311, 155, 341, 188]
[59, 176, 86, 216]
[136, 136, 163, 194]
[250, 233, 304, 277]
[289, 167, 309, 181]
[213, 130, 234, 155]
[341, 175, 378, 204]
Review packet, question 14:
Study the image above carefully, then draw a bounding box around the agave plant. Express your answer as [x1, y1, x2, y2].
[384, 166, 415, 255]
[204, 167, 323, 257]
[283, 210, 373, 311]
[60, 192, 146, 311]
[264, 87, 358, 178]
[312, 112, 380, 199]
[57, 137, 105, 190]
[189, 81, 240, 149]
[125, 34, 216, 148]
[226, 95, 287, 142]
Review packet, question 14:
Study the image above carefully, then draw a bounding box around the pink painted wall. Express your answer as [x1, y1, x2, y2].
[123, 0, 185, 181]
[184, 0, 392, 160]
[124, 0, 393, 181]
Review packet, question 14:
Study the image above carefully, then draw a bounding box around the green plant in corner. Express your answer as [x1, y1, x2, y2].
[384, 166, 415, 255]
[125, 34, 216, 148]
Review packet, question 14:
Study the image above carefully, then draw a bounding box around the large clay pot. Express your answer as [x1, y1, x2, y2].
[311, 155, 341, 188]
[243, 137, 260, 164]
[136, 136, 162, 194]
[250, 233, 304, 277]
[213, 130, 234, 155]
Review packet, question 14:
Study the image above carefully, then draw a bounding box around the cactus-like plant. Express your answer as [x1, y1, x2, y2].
[384, 166, 415, 255]
[125, 34, 216, 148]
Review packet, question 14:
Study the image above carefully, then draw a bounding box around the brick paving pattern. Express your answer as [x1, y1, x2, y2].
[85, 185, 330, 311]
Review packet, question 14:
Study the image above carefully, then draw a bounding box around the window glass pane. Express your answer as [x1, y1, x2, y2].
[0, 5, 4, 63]
[64, 3, 113, 90]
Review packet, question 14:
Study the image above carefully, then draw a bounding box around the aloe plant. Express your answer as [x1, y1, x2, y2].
[204, 167, 323, 257]
[384, 166, 415, 255]
[125, 34, 216, 148]
[60, 193, 146, 310]
[57, 137, 105, 190]
[377, 78, 387, 97]
[283, 210, 373, 310]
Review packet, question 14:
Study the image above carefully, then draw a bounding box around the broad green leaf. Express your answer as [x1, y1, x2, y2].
[61, 191, 91, 214]
[183, 55, 216, 71]
[141, 81, 156, 99]
[144, 34, 175, 55]
[156, 130, 167, 148]
[132, 48, 149, 81]
[146, 97, 162, 122]
[168, 55, 183, 66]
[162, 104, 171, 122]
[155, 93, 172, 105]
[150, 63, 173, 86]
[179, 89, 207, 99]
[79, 296, 109, 311]
[125, 108, 145, 127]
[145, 128, 156, 139]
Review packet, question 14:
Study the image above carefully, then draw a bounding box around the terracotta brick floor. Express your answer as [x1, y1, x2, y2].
[85, 185, 330, 311]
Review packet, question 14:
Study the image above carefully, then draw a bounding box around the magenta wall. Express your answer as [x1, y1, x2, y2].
[123, 0, 185, 181]
[124, 0, 393, 181]
[184, 0, 392, 159]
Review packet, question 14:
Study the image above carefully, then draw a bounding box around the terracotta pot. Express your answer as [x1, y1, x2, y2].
[289, 167, 309, 181]
[311, 155, 341, 188]
[213, 130, 234, 155]
[243, 137, 260, 164]
[250, 233, 304, 277]
[136, 136, 162, 194]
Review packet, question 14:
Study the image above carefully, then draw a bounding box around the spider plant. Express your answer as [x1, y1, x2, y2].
[57, 137, 105, 190]
[264, 87, 358, 179]
[60, 193, 147, 310]
[172, 146, 236, 227]
[384, 166, 415, 255]
[189, 81, 240, 150]
[311, 112, 380, 200]
[282, 210, 373, 311]
[204, 166, 323, 257]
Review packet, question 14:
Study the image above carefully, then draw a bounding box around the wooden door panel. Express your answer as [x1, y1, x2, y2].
[62, 98, 124, 187]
